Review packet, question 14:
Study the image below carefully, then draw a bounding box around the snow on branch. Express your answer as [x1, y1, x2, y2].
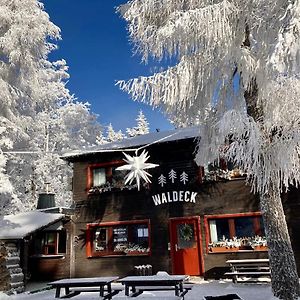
[268, 0, 300, 73]
[117, 53, 237, 126]
[119, 0, 300, 194]
[120, 0, 239, 61]
[196, 101, 300, 194]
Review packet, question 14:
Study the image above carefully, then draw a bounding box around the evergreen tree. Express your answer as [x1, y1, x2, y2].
[106, 123, 125, 142]
[136, 110, 150, 135]
[126, 110, 150, 137]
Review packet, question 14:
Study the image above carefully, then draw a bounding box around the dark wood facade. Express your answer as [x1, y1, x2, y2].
[0, 210, 73, 291]
[67, 136, 300, 279]
[27, 219, 73, 281]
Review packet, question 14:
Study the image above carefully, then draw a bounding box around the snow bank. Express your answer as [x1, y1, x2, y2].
[0, 292, 10, 300]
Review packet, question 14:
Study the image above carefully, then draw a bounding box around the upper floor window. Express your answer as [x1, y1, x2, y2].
[87, 161, 128, 193]
[86, 220, 151, 257]
[205, 212, 267, 253]
[93, 167, 106, 186]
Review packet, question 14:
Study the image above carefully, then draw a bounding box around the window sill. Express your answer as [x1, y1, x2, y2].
[88, 252, 150, 258]
[30, 254, 65, 259]
[208, 246, 268, 253]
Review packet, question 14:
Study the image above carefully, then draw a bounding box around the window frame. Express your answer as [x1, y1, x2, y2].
[204, 212, 267, 253]
[32, 230, 67, 256]
[86, 219, 151, 257]
[87, 160, 125, 192]
[43, 232, 57, 255]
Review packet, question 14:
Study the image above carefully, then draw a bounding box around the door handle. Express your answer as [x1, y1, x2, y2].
[175, 244, 178, 251]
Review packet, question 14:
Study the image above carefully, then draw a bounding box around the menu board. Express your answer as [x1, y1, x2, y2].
[113, 227, 128, 243]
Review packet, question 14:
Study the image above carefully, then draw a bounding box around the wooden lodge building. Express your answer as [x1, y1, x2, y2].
[0, 207, 72, 293]
[3, 126, 298, 293]
[61, 126, 300, 279]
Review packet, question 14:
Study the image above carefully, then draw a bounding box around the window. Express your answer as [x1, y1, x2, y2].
[93, 168, 106, 186]
[86, 220, 151, 257]
[87, 161, 128, 192]
[33, 231, 67, 256]
[205, 213, 267, 253]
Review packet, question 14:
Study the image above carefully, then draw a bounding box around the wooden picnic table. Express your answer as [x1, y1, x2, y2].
[48, 276, 120, 299]
[225, 258, 270, 283]
[118, 274, 190, 298]
[226, 258, 269, 266]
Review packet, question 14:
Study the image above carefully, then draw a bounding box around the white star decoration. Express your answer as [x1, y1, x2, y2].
[116, 150, 159, 190]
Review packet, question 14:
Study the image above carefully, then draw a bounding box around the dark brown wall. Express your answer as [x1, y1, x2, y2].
[71, 140, 198, 277]
[28, 220, 72, 281]
[70, 139, 299, 278]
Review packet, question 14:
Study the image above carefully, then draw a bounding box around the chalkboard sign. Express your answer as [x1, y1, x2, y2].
[113, 227, 128, 243]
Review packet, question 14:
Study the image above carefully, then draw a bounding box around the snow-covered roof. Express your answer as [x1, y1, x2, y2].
[0, 211, 65, 239]
[62, 126, 200, 160]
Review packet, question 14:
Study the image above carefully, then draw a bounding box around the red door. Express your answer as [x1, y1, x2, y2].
[169, 217, 202, 275]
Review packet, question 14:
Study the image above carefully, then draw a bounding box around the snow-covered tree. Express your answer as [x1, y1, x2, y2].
[0, 119, 27, 214]
[118, 1, 300, 299]
[126, 127, 137, 138]
[96, 131, 108, 145]
[106, 123, 125, 142]
[5, 101, 102, 212]
[126, 110, 150, 137]
[0, 0, 63, 213]
[0, 126, 13, 195]
[0, 0, 103, 213]
[15, 100, 101, 210]
[136, 110, 150, 135]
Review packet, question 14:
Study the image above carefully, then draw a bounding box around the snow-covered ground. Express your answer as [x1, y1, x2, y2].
[0, 280, 284, 300]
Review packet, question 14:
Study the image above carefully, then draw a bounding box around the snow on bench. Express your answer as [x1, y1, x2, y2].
[225, 259, 270, 283]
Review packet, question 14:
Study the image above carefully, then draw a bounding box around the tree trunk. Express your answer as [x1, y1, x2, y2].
[243, 69, 299, 300]
[260, 186, 300, 300]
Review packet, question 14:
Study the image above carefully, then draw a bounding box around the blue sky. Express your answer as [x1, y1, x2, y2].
[42, 0, 174, 133]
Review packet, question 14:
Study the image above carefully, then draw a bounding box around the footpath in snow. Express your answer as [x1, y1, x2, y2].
[0, 280, 286, 300]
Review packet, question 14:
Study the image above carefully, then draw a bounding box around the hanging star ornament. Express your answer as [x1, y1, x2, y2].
[116, 150, 159, 190]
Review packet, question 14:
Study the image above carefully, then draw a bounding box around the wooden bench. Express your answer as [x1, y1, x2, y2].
[118, 274, 190, 298]
[225, 259, 270, 283]
[134, 284, 193, 297]
[48, 277, 121, 299]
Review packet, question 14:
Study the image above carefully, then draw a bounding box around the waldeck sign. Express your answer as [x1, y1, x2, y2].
[152, 191, 197, 206]
[151, 169, 197, 206]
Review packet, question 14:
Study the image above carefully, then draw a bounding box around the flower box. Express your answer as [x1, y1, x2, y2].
[208, 245, 268, 253]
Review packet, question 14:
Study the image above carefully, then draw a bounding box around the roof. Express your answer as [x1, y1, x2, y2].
[62, 126, 200, 160]
[0, 211, 65, 239]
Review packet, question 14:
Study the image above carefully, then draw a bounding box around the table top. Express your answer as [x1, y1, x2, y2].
[48, 277, 119, 286]
[118, 275, 188, 283]
[226, 259, 269, 264]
